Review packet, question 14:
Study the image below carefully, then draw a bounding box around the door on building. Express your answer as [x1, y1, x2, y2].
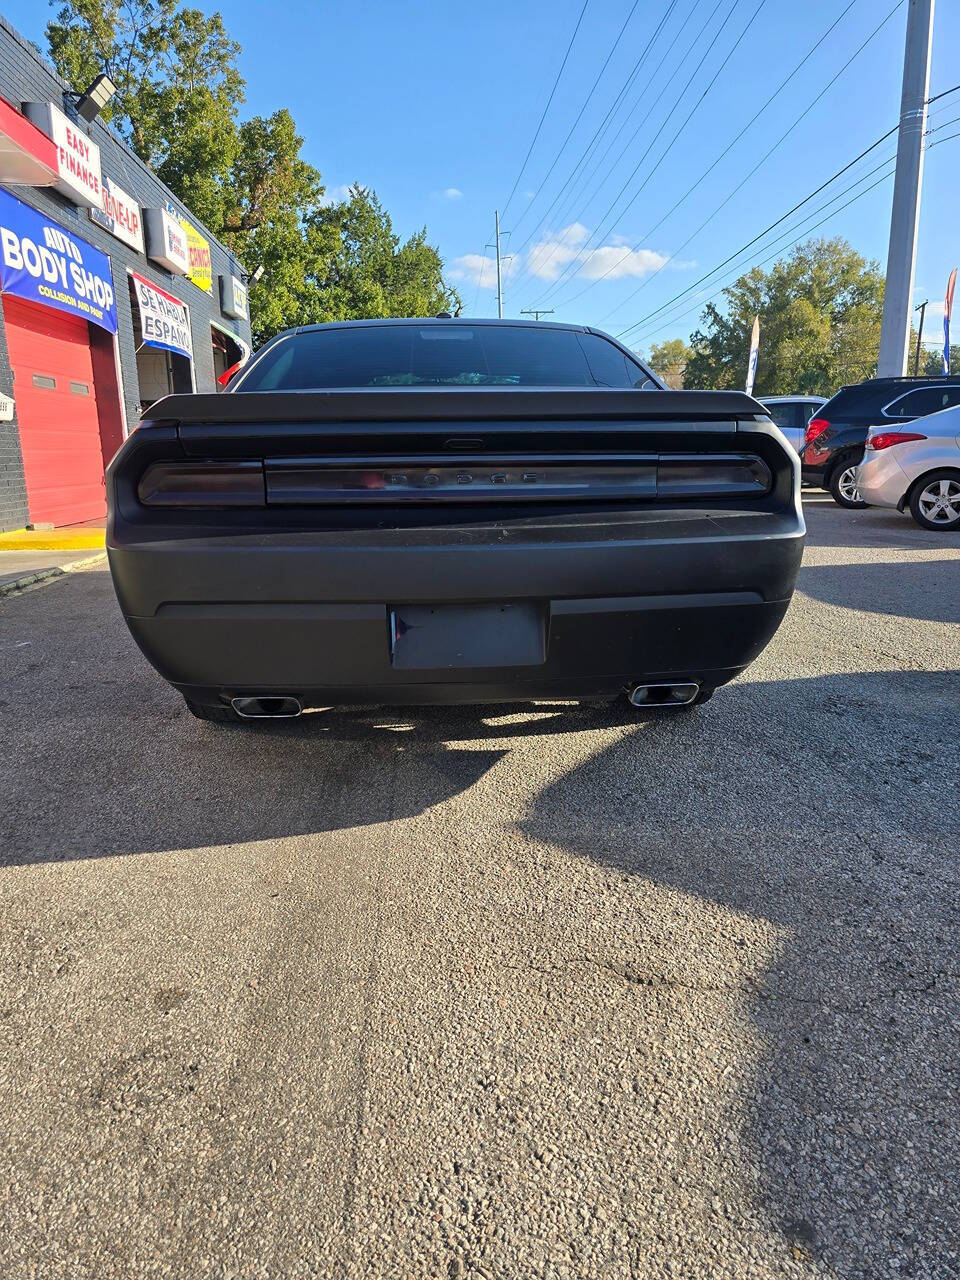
[3, 294, 106, 525]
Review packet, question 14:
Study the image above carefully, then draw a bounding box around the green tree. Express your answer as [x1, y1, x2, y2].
[45, 0, 460, 343]
[47, 0, 244, 230]
[645, 337, 691, 388]
[921, 344, 960, 376]
[315, 186, 459, 325]
[683, 238, 885, 396]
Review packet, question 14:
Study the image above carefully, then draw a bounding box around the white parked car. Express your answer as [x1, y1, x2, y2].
[759, 396, 827, 455]
[857, 402, 960, 530]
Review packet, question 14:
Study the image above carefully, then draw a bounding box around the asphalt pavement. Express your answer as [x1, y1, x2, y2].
[0, 495, 957, 1280]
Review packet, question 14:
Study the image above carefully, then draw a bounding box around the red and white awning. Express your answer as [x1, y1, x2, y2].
[0, 95, 58, 187]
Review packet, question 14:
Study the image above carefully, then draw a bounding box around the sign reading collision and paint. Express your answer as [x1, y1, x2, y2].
[130, 270, 193, 361]
[0, 188, 117, 332]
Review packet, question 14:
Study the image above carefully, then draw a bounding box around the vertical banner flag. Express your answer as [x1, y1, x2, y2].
[944, 268, 957, 374]
[745, 315, 760, 396]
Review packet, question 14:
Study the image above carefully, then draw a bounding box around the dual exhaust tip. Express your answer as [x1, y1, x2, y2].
[627, 682, 699, 708]
[231, 695, 302, 719]
[230, 686, 698, 717]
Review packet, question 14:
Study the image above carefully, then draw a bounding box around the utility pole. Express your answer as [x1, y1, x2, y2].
[877, 0, 935, 376]
[913, 299, 929, 375]
[495, 210, 504, 319]
[521, 309, 555, 321]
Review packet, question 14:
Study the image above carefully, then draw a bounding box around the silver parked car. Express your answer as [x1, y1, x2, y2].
[759, 395, 827, 455]
[857, 403, 960, 530]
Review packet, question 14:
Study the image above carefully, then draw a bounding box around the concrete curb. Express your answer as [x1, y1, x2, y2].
[0, 552, 107, 599]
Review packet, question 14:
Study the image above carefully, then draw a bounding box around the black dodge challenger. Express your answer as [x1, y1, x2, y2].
[106, 318, 804, 723]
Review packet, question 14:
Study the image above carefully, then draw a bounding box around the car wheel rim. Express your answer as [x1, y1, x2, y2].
[918, 478, 960, 525]
[838, 466, 862, 504]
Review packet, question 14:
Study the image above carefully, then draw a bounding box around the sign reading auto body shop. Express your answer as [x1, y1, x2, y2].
[131, 270, 193, 361]
[0, 188, 117, 332]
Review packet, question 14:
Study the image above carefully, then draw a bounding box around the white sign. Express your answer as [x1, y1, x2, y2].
[130, 270, 193, 361]
[219, 273, 247, 320]
[91, 175, 143, 253]
[0, 393, 13, 422]
[143, 207, 189, 275]
[745, 315, 760, 397]
[23, 102, 102, 208]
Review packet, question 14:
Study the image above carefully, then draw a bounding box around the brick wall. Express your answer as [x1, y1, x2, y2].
[0, 16, 254, 530]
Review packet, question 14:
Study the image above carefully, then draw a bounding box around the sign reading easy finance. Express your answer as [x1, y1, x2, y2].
[131, 270, 193, 360]
[23, 101, 102, 207]
[0, 188, 116, 332]
[91, 175, 143, 253]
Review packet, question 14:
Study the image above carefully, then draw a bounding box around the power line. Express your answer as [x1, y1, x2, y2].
[618, 93, 953, 345]
[507, 0, 686, 273]
[623, 122, 960, 350]
[499, 0, 590, 224]
[528, 0, 763, 307]
[508, 0, 642, 238]
[626, 166, 901, 349]
[590, 0, 905, 329]
[529, 0, 707, 268]
[614, 122, 903, 342]
[559, 0, 860, 314]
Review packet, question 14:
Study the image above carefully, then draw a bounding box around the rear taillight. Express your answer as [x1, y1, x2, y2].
[805, 417, 830, 444]
[138, 461, 265, 506]
[867, 431, 927, 451]
[217, 360, 242, 388]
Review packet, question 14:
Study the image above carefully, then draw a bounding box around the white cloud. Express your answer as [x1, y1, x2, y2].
[442, 187, 463, 200]
[449, 253, 520, 288]
[319, 182, 358, 207]
[525, 223, 668, 282]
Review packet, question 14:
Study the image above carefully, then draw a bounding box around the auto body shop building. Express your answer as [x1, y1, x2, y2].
[0, 16, 253, 530]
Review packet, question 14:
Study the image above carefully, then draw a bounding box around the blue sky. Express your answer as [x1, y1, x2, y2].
[8, 0, 959, 357]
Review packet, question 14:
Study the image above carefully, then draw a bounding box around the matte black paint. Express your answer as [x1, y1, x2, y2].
[107, 384, 804, 712]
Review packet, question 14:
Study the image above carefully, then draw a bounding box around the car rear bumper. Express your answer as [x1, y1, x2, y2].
[108, 507, 804, 705]
[857, 450, 908, 509]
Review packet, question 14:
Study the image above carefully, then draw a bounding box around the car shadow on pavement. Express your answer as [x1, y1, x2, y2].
[520, 667, 960, 1278]
[0, 689, 638, 868]
[797, 557, 960, 624]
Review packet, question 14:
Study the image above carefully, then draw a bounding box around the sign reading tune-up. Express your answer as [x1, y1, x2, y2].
[91, 175, 143, 253]
[0, 188, 117, 331]
[23, 101, 102, 207]
[131, 270, 193, 361]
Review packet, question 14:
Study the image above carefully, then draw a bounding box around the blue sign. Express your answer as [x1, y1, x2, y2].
[0, 188, 117, 333]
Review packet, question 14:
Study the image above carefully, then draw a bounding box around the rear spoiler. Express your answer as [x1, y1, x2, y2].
[143, 388, 770, 426]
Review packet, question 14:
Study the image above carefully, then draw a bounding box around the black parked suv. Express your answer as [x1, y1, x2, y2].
[801, 376, 960, 507]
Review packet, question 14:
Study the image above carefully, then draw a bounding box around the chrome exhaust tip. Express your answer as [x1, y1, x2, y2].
[231, 696, 303, 719]
[627, 682, 699, 709]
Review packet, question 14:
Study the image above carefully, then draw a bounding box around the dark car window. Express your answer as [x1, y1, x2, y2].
[236, 325, 653, 391]
[885, 385, 960, 418]
[763, 403, 799, 431]
[578, 332, 649, 387]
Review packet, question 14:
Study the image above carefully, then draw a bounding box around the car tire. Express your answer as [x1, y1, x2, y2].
[907, 470, 960, 531]
[184, 698, 243, 724]
[828, 457, 868, 509]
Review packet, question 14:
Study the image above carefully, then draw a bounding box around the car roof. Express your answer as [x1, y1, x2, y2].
[759, 395, 827, 403]
[290, 317, 594, 336]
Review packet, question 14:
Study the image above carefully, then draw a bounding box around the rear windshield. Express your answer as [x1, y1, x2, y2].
[235, 324, 653, 391]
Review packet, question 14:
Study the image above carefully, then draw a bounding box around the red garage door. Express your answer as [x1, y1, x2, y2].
[3, 294, 106, 525]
